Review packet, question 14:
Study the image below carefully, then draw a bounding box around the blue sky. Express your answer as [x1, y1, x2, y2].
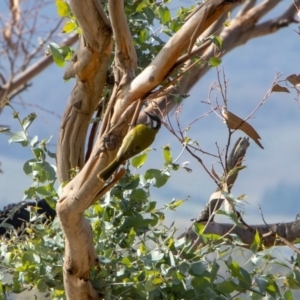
[0, 1, 300, 231]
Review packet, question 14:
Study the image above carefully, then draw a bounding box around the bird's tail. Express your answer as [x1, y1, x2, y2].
[97, 159, 121, 182]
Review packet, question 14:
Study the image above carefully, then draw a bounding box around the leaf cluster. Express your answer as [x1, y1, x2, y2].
[2, 104, 300, 299]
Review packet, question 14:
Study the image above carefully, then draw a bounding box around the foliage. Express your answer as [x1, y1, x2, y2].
[0, 217, 65, 298]
[0, 105, 63, 298]
[5, 104, 58, 203]
[1, 109, 300, 299]
[1, 0, 300, 300]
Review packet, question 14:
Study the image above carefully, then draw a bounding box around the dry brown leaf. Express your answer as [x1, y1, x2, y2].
[271, 84, 290, 93]
[222, 109, 264, 149]
[286, 74, 300, 87]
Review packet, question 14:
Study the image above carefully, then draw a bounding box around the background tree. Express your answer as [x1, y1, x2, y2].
[0, 0, 78, 106]
[1, 0, 300, 299]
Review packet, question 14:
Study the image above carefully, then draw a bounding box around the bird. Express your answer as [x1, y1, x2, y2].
[0, 199, 56, 236]
[98, 112, 161, 181]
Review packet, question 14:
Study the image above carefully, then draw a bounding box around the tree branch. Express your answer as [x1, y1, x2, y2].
[143, 0, 298, 117]
[56, 1, 112, 299]
[196, 137, 250, 222]
[108, 0, 137, 85]
[129, 0, 238, 102]
[56, 1, 112, 182]
[182, 219, 300, 249]
[248, 2, 298, 38]
[0, 34, 78, 109]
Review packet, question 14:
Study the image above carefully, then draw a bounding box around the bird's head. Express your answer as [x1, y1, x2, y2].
[145, 112, 161, 131]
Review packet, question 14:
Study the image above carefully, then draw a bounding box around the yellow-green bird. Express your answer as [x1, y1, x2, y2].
[98, 112, 161, 181]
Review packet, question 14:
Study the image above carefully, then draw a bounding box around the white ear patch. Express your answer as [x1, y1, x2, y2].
[151, 119, 158, 128]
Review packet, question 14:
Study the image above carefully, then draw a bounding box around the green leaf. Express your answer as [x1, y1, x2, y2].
[226, 260, 240, 277]
[224, 20, 231, 27]
[62, 20, 77, 33]
[46, 148, 56, 159]
[48, 43, 65, 67]
[145, 280, 157, 292]
[125, 228, 136, 246]
[30, 135, 39, 147]
[36, 185, 56, 197]
[2, 252, 12, 264]
[55, 0, 70, 17]
[216, 280, 235, 294]
[265, 278, 280, 296]
[144, 201, 156, 212]
[152, 277, 163, 285]
[166, 198, 186, 210]
[132, 152, 148, 168]
[209, 35, 222, 49]
[8, 130, 27, 144]
[12, 273, 21, 293]
[32, 253, 41, 263]
[0, 126, 10, 134]
[36, 279, 48, 292]
[203, 287, 218, 299]
[143, 7, 156, 25]
[205, 232, 221, 241]
[44, 162, 57, 181]
[193, 220, 221, 240]
[23, 187, 36, 199]
[239, 267, 252, 287]
[23, 159, 35, 175]
[25, 161, 56, 182]
[157, 6, 171, 24]
[209, 57, 222, 67]
[171, 163, 180, 170]
[223, 12, 231, 27]
[136, 2, 148, 12]
[121, 256, 133, 267]
[130, 188, 147, 201]
[255, 276, 268, 294]
[60, 46, 74, 60]
[189, 261, 206, 277]
[22, 112, 37, 131]
[210, 261, 220, 282]
[191, 277, 210, 294]
[169, 251, 175, 267]
[144, 169, 170, 188]
[169, 19, 182, 32]
[286, 271, 300, 289]
[251, 252, 290, 269]
[192, 222, 205, 235]
[174, 237, 186, 249]
[150, 250, 164, 262]
[139, 28, 149, 43]
[33, 148, 46, 161]
[22, 252, 33, 264]
[284, 290, 294, 300]
[163, 144, 172, 164]
[250, 230, 261, 253]
[179, 261, 190, 273]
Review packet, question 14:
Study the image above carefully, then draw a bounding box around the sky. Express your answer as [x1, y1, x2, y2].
[0, 0, 300, 234]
